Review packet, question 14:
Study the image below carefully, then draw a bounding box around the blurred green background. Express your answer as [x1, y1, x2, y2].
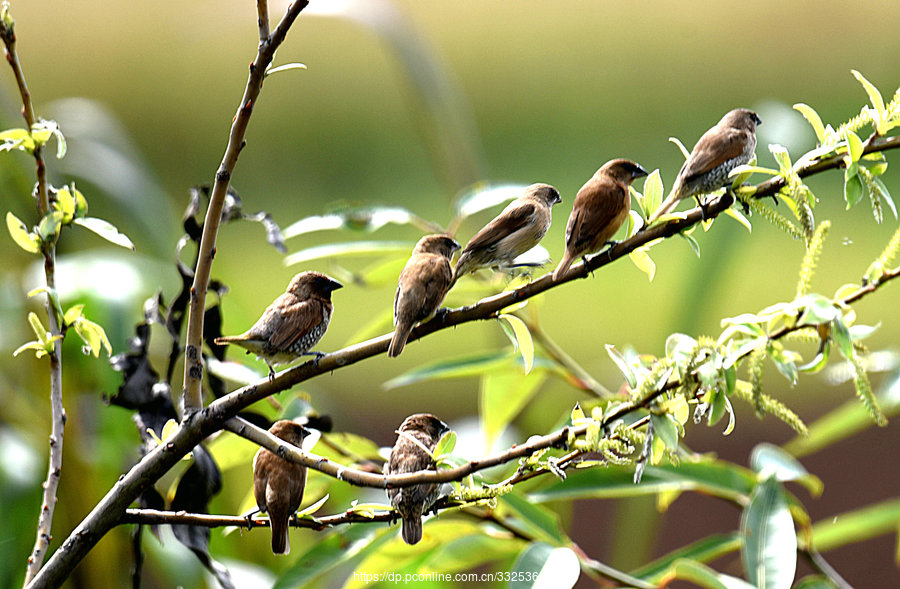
[1, 1, 899, 587]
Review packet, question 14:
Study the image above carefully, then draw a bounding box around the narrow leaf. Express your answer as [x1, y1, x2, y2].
[265, 62, 307, 77]
[499, 314, 534, 374]
[850, 70, 885, 118]
[605, 344, 637, 388]
[741, 477, 797, 589]
[73, 217, 135, 250]
[629, 246, 656, 281]
[793, 103, 827, 144]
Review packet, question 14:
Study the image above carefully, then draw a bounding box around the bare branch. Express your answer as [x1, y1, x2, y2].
[181, 0, 309, 414]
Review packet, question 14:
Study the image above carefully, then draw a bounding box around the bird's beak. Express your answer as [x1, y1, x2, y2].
[633, 165, 649, 180]
[328, 279, 343, 292]
[451, 240, 461, 253]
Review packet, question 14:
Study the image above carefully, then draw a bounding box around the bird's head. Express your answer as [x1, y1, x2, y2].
[721, 108, 761, 131]
[602, 159, 649, 185]
[287, 271, 343, 299]
[524, 183, 562, 207]
[413, 234, 461, 258]
[268, 419, 310, 446]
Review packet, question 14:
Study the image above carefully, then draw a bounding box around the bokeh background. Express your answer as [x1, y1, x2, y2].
[1, 1, 898, 587]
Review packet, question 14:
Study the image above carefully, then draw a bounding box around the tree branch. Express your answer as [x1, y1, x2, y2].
[181, 0, 309, 414]
[29, 73, 900, 586]
[1, 10, 67, 585]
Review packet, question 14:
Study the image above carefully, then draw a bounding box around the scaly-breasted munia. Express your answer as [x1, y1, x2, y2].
[385, 413, 450, 545]
[215, 271, 342, 378]
[388, 235, 460, 358]
[252, 420, 308, 554]
[553, 159, 648, 281]
[648, 108, 761, 223]
[453, 183, 561, 283]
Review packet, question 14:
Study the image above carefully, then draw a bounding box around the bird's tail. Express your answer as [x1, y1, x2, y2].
[387, 324, 414, 358]
[270, 516, 290, 555]
[552, 251, 575, 282]
[401, 515, 423, 545]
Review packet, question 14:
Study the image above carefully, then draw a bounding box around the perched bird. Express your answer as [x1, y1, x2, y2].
[648, 108, 761, 223]
[253, 420, 309, 554]
[553, 159, 648, 281]
[389, 234, 460, 358]
[385, 413, 450, 545]
[453, 183, 562, 283]
[214, 271, 342, 378]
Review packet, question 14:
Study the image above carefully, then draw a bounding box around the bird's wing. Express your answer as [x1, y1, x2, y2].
[268, 297, 325, 350]
[567, 181, 625, 250]
[679, 127, 747, 183]
[464, 201, 537, 253]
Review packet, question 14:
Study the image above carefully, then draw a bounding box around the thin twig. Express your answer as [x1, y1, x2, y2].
[802, 547, 855, 589]
[181, 0, 309, 414]
[1, 10, 66, 585]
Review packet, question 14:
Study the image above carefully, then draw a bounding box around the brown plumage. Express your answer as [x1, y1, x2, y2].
[388, 235, 460, 358]
[453, 183, 561, 283]
[553, 159, 648, 281]
[648, 108, 761, 222]
[385, 413, 450, 545]
[253, 420, 308, 555]
[214, 271, 342, 378]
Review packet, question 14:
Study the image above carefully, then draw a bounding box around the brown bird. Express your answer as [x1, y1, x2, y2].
[553, 159, 648, 281]
[648, 108, 761, 223]
[385, 413, 450, 545]
[453, 183, 562, 283]
[388, 234, 460, 358]
[253, 420, 308, 555]
[214, 271, 342, 378]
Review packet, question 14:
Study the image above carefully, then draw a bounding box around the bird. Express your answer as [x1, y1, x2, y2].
[452, 183, 562, 284]
[214, 271, 342, 379]
[648, 108, 761, 223]
[252, 419, 308, 554]
[388, 234, 460, 358]
[553, 159, 648, 281]
[385, 413, 451, 545]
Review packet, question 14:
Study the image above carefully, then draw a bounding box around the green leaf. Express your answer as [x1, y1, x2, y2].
[264, 62, 307, 77]
[509, 542, 580, 589]
[6, 211, 41, 253]
[831, 317, 854, 359]
[843, 168, 864, 209]
[63, 304, 85, 326]
[432, 429, 457, 461]
[31, 119, 66, 158]
[274, 526, 393, 589]
[13, 341, 48, 358]
[56, 186, 76, 221]
[629, 245, 656, 281]
[845, 130, 864, 163]
[630, 532, 741, 583]
[741, 477, 797, 589]
[284, 240, 409, 265]
[531, 461, 755, 503]
[750, 443, 823, 496]
[383, 351, 510, 389]
[453, 184, 526, 219]
[708, 388, 735, 435]
[500, 492, 567, 545]
[499, 313, 534, 374]
[666, 559, 755, 589]
[769, 144, 793, 176]
[651, 412, 679, 452]
[810, 497, 900, 552]
[37, 210, 64, 243]
[73, 217, 135, 250]
[480, 366, 546, 450]
[681, 232, 701, 258]
[642, 169, 663, 217]
[850, 69, 885, 120]
[73, 187, 88, 218]
[72, 317, 113, 357]
[0, 127, 35, 153]
[793, 103, 827, 144]
[723, 206, 752, 232]
[605, 344, 637, 388]
[669, 136, 691, 159]
[28, 312, 50, 345]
